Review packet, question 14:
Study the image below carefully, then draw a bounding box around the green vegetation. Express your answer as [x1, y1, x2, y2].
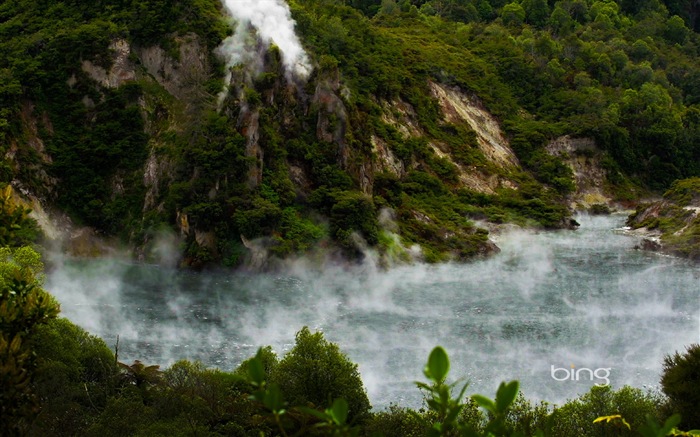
[627, 177, 700, 259]
[13, 317, 700, 436]
[0, 186, 40, 247]
[661, 344, 700, 430]
[0, 239, 697, 436]
[2, 0, 700, 265]
[0, 246, 59, 436]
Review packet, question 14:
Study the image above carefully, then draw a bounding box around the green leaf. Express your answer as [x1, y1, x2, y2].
[495, 380, 519, 412]
[331, 398, 349, 425]
[456, 381, 470, 402]
[471, 394, 497, 414]
[660, 414, 682, 435]
[248, 355, 265, 385]
[425, 346, 449, 382]
[299, 406, 331, 421]
[415, 381, 433, 391]
[445, 404, 463, 423]
[263, 384, 285, 412]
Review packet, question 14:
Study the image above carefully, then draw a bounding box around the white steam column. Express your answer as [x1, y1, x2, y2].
[216, 0, 312, 107]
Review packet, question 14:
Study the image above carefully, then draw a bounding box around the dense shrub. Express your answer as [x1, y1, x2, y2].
[271, 327, 372, 424]
[661, 344, 700, 429]
[549, 385, 663, 437]
[30, 318, 118, 436]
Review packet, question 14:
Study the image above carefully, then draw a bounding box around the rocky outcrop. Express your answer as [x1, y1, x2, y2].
[240, 107, 263, 188]
[376, 82, 522, 195]
[626, 178, 700, 260]
[372, 135, 405, 177]
[82, 39, 136, 89]
[428, 81, 519, 169]
[136, 34, 210, 107]
[546, 135, 612, 209]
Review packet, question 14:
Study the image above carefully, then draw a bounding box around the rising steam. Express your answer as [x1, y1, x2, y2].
[47, 215, 700, 408]
[216, 0, 312, 104]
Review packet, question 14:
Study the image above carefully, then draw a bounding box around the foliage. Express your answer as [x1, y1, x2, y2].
[413, 345, 521, 436]
[271, 327, 372, 425]
[329, 191, 380, 252]
[0, 246, 59, 436]
[662, 177, 700, 206]
[661, 344, 700, 430]
[30, 317, 118, 436]
[549, 385, 663, 437]
[0, 186, 40, 247]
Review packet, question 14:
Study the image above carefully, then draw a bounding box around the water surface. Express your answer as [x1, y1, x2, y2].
[47, 214, 700, 408]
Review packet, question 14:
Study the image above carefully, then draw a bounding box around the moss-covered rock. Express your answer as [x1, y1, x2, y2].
[627, 178, 700, 260]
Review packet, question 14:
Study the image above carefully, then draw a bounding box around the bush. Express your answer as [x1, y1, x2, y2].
[329, 191, 379, 250]
[549, 385, 662, 437]
[662, 177, 700, 206]
[270, 327, 371, 424]
[661, 344, 700, 429]
[364, 405, 427, 437]
[30, 318, 118, 436]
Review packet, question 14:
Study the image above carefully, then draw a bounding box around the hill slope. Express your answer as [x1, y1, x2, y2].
[2, 0, 699, 266]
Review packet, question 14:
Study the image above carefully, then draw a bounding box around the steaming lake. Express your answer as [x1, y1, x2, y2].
[47, 214, 699, 408]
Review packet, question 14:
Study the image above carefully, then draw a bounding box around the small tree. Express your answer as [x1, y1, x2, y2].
[661, 344, 700, 429]
[271, 327, 371, 424]
[501, 2, 526, 27]
[0, 186, 40, 247]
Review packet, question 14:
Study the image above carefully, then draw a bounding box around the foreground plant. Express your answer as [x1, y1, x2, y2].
[595, 413, 700, 437]
[415, 346, 521, 437]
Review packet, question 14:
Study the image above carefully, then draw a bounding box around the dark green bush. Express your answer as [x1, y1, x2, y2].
[661, 343, 700, 429]
[329, 190, 379, 250]
[549, 385, 663, 437]
[30, 318, 118, 436]
[271, 327, 372, 425]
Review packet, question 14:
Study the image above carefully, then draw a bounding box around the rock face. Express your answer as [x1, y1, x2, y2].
[136, 34, 210, 106]
[373, 81, 522, 195]
[545, 135, 612, 209]
[82, 39, 136, 89]
[429, 81, 519, 169]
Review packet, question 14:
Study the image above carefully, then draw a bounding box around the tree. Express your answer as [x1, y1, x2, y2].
[664, 15, 690, 43]
[661, 344, 700, 429]
[501, 2, 526, 26]
[330, 191, 379, 251]
[0, 246, 59, 436]
[522, 0, 550, 27]
[0, 186, 40, 248]
[30, 318, 118, 435]
[271, 327, 371, 424]
[549, 5, 574, 34]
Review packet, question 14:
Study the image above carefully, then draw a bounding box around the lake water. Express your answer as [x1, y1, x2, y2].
[47, 214, 700, 409]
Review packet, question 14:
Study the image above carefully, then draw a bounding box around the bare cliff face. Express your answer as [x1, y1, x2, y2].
[373, 81, 522, 195]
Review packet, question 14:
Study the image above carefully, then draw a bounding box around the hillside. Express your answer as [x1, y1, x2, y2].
[2, 0, 700, 266]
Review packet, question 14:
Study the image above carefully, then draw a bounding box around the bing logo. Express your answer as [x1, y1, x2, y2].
[550, 364, 611, 386]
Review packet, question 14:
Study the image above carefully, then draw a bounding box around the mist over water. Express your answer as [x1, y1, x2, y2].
[47, 215, 700, 408]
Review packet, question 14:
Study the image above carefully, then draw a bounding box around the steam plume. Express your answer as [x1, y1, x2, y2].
[216, 0, 312, 104]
